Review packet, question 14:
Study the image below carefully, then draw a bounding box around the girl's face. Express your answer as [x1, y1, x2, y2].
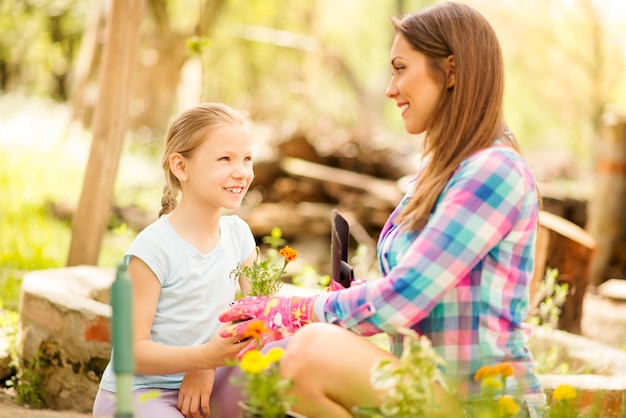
[183, 124, 254, 211]
[385, 34, 447, 135]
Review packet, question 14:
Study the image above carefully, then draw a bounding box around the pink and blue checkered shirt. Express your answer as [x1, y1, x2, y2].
[314, 144, 543, 397]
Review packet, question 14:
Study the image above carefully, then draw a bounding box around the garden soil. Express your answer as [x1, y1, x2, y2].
[0, 388, 93, 418]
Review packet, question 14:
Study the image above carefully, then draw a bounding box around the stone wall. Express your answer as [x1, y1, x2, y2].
[19, 266, 114, 413]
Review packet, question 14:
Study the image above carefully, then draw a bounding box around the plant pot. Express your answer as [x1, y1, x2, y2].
[238, 401, 307, 418]
[351, 406, 386, 417]
[351, 406, 418, 418]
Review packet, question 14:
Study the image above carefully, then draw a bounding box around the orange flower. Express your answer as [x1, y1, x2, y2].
[474, 365, 492, 381]
[474, 363, 514, 381]
[243, 320, 268, 340]
[492, 363, 514, 377]
[279, 246, 298, 262]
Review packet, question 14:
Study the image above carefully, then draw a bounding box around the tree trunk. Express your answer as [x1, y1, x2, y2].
[586, 110, 626, 287]
[532, 211, 596, 334]
[67, 0, 146, 266]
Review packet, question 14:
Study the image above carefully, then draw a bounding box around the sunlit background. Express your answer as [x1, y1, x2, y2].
[0, 0, 625, 308]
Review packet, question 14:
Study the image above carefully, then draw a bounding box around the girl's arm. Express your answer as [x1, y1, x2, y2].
[129, 256, 245, 375]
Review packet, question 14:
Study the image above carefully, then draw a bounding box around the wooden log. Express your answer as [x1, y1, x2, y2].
[279, 156, 403, 206]
[586, 110, 626, 287]
[532, 210, 596, 334]
[238, 202, 335, 239]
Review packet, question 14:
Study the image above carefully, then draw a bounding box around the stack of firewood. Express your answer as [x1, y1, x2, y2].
[237, 131, 414, 248]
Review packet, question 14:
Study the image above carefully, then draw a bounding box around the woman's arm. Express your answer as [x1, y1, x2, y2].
[321, 149, 538, 334]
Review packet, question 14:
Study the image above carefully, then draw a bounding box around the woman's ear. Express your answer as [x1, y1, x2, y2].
[446, 55, 456, 88]
[169, 153, 188, 182]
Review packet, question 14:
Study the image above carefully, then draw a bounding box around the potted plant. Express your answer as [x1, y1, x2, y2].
[229, 320, 305, 418]
[230, 228, 298, 297]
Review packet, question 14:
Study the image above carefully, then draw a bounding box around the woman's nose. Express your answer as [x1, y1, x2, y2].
[385, 79, 397, 98]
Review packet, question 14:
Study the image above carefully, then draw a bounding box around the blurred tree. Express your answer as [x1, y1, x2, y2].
[71, 0, 228, 137]
[0, 0, 85, 99]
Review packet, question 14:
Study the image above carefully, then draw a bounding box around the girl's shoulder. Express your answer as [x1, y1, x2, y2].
[220, 213, 249, 230]
[135, 215, 174, 240]
[219, 214, 255, 240]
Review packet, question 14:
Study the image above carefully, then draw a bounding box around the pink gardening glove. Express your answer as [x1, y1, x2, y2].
[327, 277, 366, 292]
[219, 296, 315, 353]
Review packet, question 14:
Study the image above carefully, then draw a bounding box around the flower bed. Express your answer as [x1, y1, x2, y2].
[530, 325, 626, 417]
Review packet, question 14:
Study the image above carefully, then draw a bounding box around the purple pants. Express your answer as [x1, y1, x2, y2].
[92, 339, 288, 418]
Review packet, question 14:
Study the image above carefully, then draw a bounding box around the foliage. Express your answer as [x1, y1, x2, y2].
[368, 340, 608, 418]
[0, 0, 87, 99]
[231, 227, 298, 297]
[0, 141, 136, 310]
[369, 328, 446, 417]
[291, 265, 331, 289]
[228, 321, 294, 418]
[8, 351, 47, 409]
[528, 267, 569, 329]
[527, 268, 575, 375]
[0, 305, 19, 373]
[3, 0, 625, 169]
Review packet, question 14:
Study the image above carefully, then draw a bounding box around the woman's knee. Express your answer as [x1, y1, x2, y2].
[281, 323, 339, 379]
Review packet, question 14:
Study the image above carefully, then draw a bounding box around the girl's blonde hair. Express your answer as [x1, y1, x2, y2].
[392, 2, 519, 231]
[159, 103, 250, 217]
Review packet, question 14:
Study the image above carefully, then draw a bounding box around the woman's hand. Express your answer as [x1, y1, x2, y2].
[219, 296, 316, 344]
[177, 369, 215, 418]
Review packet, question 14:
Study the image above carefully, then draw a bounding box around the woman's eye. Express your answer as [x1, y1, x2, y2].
[394, 65, 405, 72]
[244, 156, 253, 162]
[219, 156, 229, 161]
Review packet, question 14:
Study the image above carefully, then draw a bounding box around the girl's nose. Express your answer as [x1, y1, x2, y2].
[233, 162, 252, 178]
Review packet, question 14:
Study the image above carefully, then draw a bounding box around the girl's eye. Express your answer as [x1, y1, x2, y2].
[244, 156, 253, 162]
[219, 156, 229, 161]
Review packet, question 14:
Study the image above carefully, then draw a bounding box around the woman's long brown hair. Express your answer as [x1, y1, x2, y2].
[392, 2, 520, 232]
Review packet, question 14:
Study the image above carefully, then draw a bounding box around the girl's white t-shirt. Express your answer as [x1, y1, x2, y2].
[99, 214, 256, 391]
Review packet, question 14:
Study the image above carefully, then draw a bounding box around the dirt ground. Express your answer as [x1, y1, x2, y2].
[0, 388, 92, 418]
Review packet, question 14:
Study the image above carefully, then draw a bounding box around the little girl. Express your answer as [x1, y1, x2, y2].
[93, 103, 260, 417]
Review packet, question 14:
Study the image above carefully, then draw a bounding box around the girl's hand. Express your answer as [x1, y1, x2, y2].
[203, 329, 251, 366]
[177, 369, 215, 418]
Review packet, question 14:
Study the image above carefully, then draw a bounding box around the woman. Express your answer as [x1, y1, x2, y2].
[220, 3, 546, 417]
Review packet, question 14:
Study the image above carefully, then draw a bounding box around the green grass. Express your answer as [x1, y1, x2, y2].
[0, 96, 144, 312]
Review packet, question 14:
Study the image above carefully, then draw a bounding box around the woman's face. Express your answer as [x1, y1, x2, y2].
[385, 34, 447, 135]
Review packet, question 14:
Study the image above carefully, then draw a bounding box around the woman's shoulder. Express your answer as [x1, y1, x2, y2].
[461, 144, 530, 174]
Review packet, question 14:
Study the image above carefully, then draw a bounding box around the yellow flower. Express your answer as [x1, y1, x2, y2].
[243, 320, 268, 340]
[279, 245, 298, 262]
[240, 349, 270, 374]
[552, 384, 578, 401]
[266, 347, 284, 363]
[481, 377, 503, 391]
[497, 396, 520, 416]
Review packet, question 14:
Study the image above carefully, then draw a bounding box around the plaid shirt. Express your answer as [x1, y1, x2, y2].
[315, 145, 543, 397]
